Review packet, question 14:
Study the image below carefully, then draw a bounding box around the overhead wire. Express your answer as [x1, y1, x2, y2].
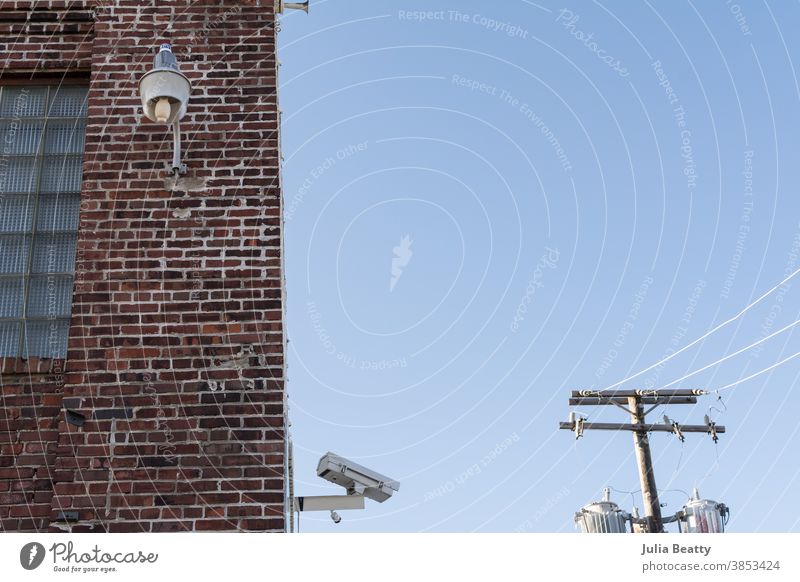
[708, 391, 727, 416]
[607, 486, 640, 510]
[660, 317, 800, 388]
[600, 265, 800, 391]
[717, 349, 800, 392]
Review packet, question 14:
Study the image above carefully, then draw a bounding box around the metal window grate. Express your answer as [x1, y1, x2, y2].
[0, 236, 31, 273]
[27, 276, 74, 317]
[37, 194, 80, 231]
[45, 120, 87, 154]
[0, 157, 38, 193]
[0, 195, 35, 231]
[0, 84, 88, 358]
[0, 87, 47, 117]
[0, 279, 24, 317]
[0, 120, 43, 154]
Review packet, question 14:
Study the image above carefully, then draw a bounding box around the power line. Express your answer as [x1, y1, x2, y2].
[662, 317, 800, 388]
[717, 349, 800, 391]
[600, 265, 800, 391]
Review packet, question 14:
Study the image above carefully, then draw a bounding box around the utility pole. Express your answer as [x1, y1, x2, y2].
[629, 395, 663, 533]
[560, 389, 725, 533]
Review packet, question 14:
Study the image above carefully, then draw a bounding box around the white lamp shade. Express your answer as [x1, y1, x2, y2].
[139, 69, 191, 124]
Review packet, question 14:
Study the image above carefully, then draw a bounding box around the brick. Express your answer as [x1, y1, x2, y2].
[1, 0, 286, 533]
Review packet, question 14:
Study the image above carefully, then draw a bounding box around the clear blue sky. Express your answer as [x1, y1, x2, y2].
[278, 0, 800, 532]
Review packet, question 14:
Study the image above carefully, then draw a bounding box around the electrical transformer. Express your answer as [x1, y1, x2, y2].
[677, 489, 729, 533]
[574, 488, 629, 533]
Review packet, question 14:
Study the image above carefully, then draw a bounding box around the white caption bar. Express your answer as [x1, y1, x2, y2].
[0, 533, 797, 581]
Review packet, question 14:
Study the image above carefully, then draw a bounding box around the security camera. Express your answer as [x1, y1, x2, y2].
[276, 0, 310, 13]
[316, 452, 400, 503]
[293, 452, 400, 526]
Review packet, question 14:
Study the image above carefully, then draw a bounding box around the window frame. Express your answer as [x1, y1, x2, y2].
[0, 80, 88, 359]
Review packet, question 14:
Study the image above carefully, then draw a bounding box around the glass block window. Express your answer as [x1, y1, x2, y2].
[0, 85, 87, 358]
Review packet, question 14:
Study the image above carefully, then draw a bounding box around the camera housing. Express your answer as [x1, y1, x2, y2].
[316, 452, 400, 503]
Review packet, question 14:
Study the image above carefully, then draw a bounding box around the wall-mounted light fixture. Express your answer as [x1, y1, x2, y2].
[138, 44, 191, 176]
[276, 1, 310, 13]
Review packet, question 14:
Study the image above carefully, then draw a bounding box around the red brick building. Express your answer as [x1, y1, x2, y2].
[0, 1, 290, 532]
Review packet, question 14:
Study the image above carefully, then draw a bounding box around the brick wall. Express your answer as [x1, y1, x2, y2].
[0, 0, 288, 532]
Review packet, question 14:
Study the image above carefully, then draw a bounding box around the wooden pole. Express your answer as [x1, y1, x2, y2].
[628, 396, 663, 533]
[560, 388, 727, 533]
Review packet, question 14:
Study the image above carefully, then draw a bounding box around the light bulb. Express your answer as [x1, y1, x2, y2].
[154, 97, 171, 123]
